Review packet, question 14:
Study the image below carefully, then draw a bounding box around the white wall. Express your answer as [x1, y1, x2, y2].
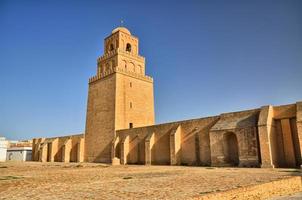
[6, 149, 32, 161]
[0, 137, 8, 162]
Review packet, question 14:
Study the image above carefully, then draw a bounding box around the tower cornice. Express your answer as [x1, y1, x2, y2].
[97, 49, 145, 63]
[89, 66, 153, 84]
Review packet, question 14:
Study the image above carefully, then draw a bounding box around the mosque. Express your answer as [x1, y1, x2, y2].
[32, 27, 302, 168]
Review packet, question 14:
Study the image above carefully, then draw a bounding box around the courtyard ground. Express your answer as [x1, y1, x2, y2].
[0, 162, 301, 200]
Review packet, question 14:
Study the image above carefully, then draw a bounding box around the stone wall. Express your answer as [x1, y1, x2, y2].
[210, 109, 260, 167]
[114, 116, 219, 166]
[31, 103, 302, 168]
[32, 134, 84, 163]
[115, 72, 154, 130]
[84, 74, 116, 163]
[112, 103, 302, 168]
[256, 103, 302, 168]
[296, 101, 302, 168]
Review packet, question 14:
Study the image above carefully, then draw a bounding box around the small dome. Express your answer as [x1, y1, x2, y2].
[112, 27, 131, 35]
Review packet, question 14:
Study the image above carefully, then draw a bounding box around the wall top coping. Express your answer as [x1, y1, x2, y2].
[116, 116, 220, 134]
[7, 147, 32, 151]
[33, 133, 84, 141]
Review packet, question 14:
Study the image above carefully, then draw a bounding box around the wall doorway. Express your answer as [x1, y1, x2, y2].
[223, 132, 239, 166]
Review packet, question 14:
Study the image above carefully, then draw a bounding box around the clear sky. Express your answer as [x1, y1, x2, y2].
[1, 0, 302, 140]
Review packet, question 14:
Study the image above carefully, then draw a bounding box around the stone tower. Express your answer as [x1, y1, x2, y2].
[84, 27, 155, 163]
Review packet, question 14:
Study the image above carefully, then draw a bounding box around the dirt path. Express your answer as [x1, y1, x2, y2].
[0, 162, 301, 199]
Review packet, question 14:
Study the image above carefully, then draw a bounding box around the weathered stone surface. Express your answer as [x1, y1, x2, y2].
[84, 27, 155, 163]
[32, 27, 302, 169]
[32, 134, 84, 163]
[170, 125, 182, 165]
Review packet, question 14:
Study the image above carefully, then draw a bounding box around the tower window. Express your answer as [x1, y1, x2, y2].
[130, 102, 132, 108]
[110, 44, 114, 51]
[130, 82, 132, 87]
[126, 43, 131, 52]
[129, 123, 133, 128]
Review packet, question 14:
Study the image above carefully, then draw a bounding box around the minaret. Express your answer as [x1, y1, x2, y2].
[84, 27, 155, 163]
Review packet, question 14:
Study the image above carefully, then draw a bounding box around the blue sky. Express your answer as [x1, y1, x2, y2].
[1, 0, 302, 140]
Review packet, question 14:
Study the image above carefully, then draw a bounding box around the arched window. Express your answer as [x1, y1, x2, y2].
[110, 44, 114, 51]
[126, 43, 131, 52]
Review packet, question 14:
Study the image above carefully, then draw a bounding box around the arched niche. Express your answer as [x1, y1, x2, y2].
[222, 132, 239, 166]
[128, 62, 135, 72]
[121, 60, 127, 71]
[137, 65, 143, 74]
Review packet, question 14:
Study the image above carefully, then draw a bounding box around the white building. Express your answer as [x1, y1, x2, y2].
[6, 147, 32, 161]
[0, 137, 8, 162]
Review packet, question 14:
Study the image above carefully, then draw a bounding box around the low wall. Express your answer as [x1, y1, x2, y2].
[32, 134, 84, 163]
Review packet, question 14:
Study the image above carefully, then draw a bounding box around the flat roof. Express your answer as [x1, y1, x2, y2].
[7, 147, 32, 151]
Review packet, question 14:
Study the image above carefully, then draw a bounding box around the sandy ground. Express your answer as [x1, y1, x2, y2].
[269, 192, 302, 200]
[0, 162, 301, 200]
